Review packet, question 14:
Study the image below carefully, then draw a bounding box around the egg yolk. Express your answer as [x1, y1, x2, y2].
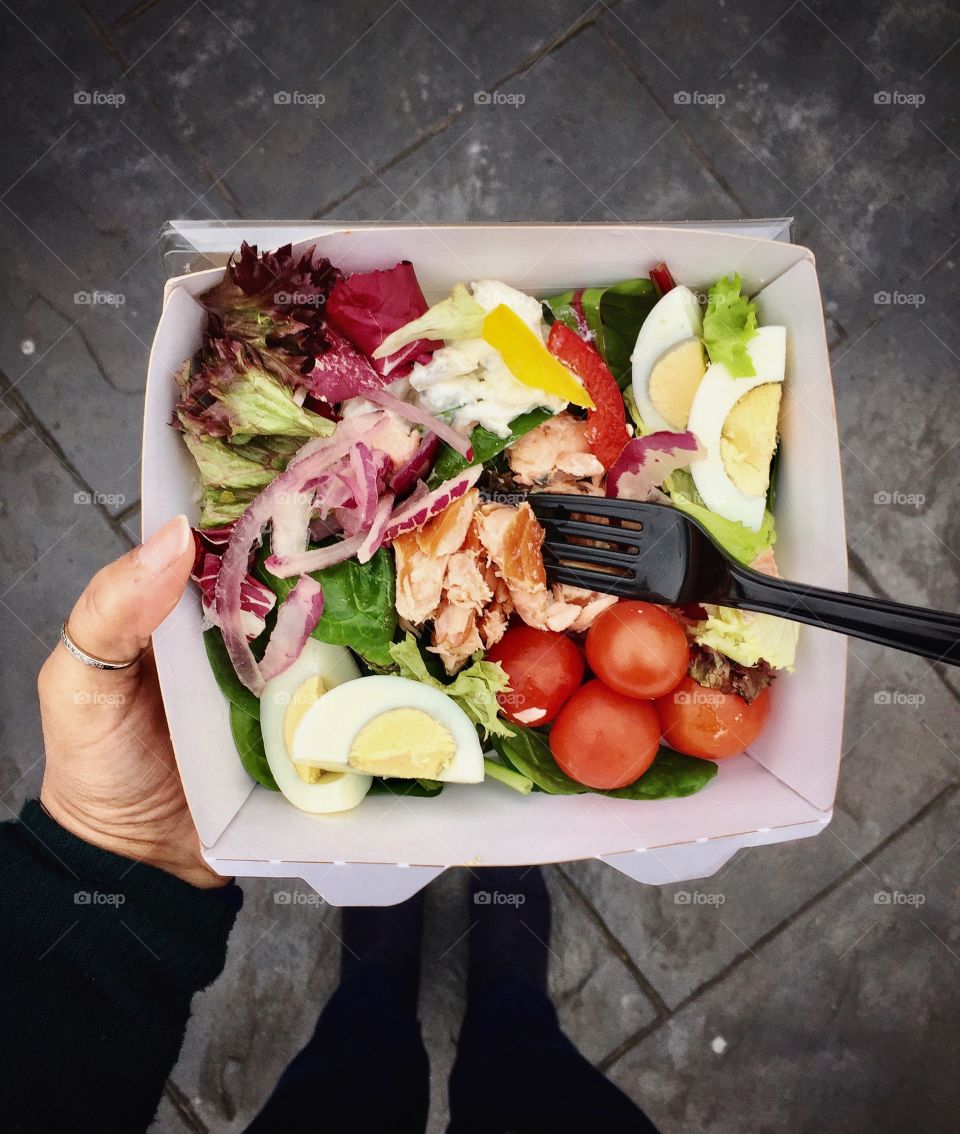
[648, 337, 706, 429]
[348, 708, 456, 778]
[720, 382, 782, 497]
[283, 676, 343, 786]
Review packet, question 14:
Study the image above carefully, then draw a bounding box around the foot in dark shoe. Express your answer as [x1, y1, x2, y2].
[467, 866, 551, 993]
[340, 890, 425, 1012]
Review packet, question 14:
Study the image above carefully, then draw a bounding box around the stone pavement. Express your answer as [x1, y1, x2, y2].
[0, 2, 957, 1130]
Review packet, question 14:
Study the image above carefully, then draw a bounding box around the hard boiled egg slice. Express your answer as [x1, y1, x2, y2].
[291, 674, 484, 784]
[631, 285, 706, 432]
[259, 638, 372, 814]
[687, 326, 786, 532]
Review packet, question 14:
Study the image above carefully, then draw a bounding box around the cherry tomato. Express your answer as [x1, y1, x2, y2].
[655, 676, 772, 759]
[486, 625, 584, 727]
[550, 679, 661, 790]
[585, 601, 690, 700]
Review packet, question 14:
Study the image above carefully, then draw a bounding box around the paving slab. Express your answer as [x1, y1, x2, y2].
[600, 0, 960, 339]
[0, 416, 129, 815]
[0, 0, 232, 511]
[603, 784, 960, 1133]
[832, 308, 960, 613]
[322, 24, 737, 224]
[111, 0, 598, 219]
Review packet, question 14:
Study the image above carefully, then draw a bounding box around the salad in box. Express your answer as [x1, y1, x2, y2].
[168, 239, 802, 819]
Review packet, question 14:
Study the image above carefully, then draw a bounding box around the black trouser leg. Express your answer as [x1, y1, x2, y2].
[447, 972, 657, 1134]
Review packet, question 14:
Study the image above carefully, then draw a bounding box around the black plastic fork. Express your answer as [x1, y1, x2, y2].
[528, 494, 960, 666]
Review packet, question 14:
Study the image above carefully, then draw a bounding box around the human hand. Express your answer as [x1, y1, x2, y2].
[38, 515, 226, 889]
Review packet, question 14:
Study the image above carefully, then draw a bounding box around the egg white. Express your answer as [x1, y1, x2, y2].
[259, 638, 372, 814]
[290, 674, 485, 784]
[631, 285, 704, 432]
[687, 326, 786, 531]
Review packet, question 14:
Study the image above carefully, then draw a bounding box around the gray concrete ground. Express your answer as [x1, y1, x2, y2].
[1, 1, 958, 1130]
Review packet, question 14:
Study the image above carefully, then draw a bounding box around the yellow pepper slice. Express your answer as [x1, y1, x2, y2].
[482, 304, 595, 409]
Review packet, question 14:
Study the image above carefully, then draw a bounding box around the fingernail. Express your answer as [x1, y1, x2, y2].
[138, 514, 192, 574]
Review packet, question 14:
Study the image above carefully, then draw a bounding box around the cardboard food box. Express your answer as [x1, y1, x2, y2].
[144, 223, 847, 905]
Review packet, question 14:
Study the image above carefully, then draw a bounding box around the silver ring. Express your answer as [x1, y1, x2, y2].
[59, 622, 143, 671]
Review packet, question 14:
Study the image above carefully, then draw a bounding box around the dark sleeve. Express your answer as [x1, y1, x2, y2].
[0, 800, 242, 1134]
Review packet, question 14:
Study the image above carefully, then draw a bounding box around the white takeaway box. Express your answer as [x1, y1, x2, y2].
[143, 222, 847, 905]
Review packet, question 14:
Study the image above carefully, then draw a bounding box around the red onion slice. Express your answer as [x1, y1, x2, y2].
[357, 492, 396, 563]
[265, 530, 367, 577]
[259, 575, 326, 683]
[363, 386, 473, 460]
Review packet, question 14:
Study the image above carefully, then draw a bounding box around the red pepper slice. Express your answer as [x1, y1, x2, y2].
[650, 261, 677, 298]
[547, 322, 630, 470]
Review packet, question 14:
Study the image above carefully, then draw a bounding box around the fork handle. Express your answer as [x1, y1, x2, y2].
[724, 565, 960, 666]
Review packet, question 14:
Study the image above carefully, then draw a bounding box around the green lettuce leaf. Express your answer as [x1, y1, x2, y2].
[374, 283, 486, 358]
[702, 274, 758, 377]
[184, 434, 293, 491]
[216, 369, 335, 440]
[199, 485, 261, 528]
[692, 607, 799, 670]
[544, 278, 658, 389]
[388, 634, 514, 739]
[427, 408, 553, 487]
[492, 727, 717, 799]
[257, 546, 397, 668]
[665, 469, 775, 565]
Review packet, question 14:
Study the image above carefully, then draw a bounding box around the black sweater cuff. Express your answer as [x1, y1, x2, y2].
[1, 800, 242, 994]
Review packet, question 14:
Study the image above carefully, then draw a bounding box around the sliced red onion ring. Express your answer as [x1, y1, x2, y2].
[363, 386, 473, 460]
[265, 530, 367, 578]
[269, 488, 315, 559]
[357, 492, 396, 563]
[258, 575, 326, 683]
[216, 442, 368, 694]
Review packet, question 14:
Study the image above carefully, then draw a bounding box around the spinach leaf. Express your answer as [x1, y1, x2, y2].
[427, 409, 553, 488]
[602, 750, 717, 799]
[203, 627, 262, 718]
[493, 727, 717, 800]
[367, 777, 444, 798]
[492, 728, 585, 795]
[229, 702, 279, 791]
[257, 547, 397, 668]
[544, 278, 658, 389]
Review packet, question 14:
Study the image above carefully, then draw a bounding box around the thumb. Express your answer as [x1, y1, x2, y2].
[64, 514, 195, 665]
